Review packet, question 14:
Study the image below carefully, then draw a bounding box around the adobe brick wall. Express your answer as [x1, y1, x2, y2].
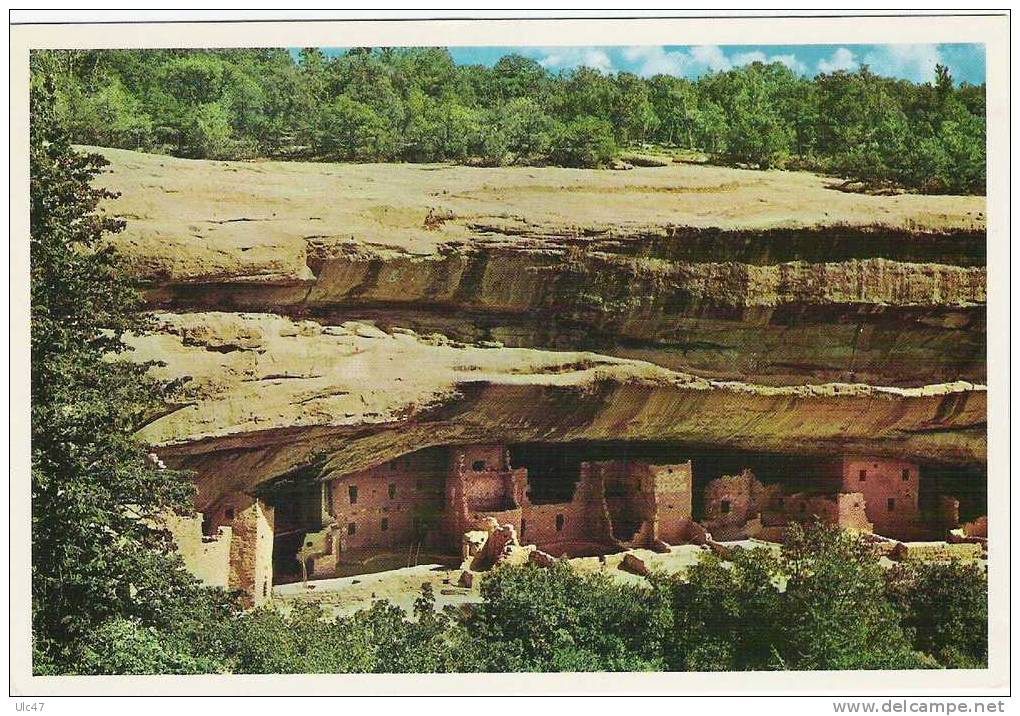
[578, 460, 692, 548]
[702, 469, 778, 539]
[459, 445, 508, 472]
[760, 490, 872, 533]
[641, 462, 694, 544]
[835, 492, 873, 532]
[465, 470, 514, 512]
[519, 502, 594, 553]
[228, 498, 275, 608]
[161, 511, 232, 589]
[454, 447, 611, 556]
[202, 492, 255, 537]
[838, 456, 921, 540]
[328, 449, 446, 561]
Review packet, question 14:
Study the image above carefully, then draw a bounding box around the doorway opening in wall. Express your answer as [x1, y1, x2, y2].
[257, 463, 328, 586]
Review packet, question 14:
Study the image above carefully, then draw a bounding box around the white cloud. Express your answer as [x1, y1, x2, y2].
[621, 45, 732, 77]
[732, 50, 767, 66]
[690, 45, 732, 72]
[534, 47, 614, 73]
[533, 45, 815, 79]
[862, 44, 941, 82]
[624, 45, 808, 78]
[621, 46, 689, 76]
[817, 47, 858, 74]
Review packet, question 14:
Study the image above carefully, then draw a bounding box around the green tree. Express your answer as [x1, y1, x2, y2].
[29, 47, 986, 193]
[612, 72, 659, 146]
[658, 546, 784, 671]
[886, 560, 988, 668]
[466, 561, 666, 671]
[30, 74, 226, 673]
[313, 95, 394, 161]
[648, 74, 699, 147]
[781, 523, 930, 670]
[549, 116, 617, 168]
[494, 97, 558, 164]
[491, 54, 550, 102]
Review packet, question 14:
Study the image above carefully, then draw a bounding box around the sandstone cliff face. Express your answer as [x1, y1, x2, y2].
[96, 147, 985, 387]
[90, 147, 986, 510]
[127, 312, 985, 507]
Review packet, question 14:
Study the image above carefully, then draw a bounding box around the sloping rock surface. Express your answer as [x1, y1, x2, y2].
[97, 147, 987, 386]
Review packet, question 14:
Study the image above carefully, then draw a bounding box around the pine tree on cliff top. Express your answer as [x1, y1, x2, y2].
[30, 73, 228, 674]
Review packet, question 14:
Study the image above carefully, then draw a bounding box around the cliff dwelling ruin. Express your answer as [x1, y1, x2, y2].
[92, 148, 986, 608]
[164, 441, 988, 606]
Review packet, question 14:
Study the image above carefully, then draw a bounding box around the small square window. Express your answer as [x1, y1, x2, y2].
[224, 508, 235, 520]
[902, 469, 910, 481]
[472, 460, 487, 471]
[859, 469, 867, 481]
[555, 514, 565, 532]
[381, 518, 389, 532]
[348, 485, 358, 504]
[347, 522, 356, 536]
[388, 483, 397, 499]
[887, 498, 896, 511]
[720, 500, 731, 514]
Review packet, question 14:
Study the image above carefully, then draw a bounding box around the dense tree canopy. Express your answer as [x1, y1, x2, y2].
[32, 47, 985, 192]
[30, 74, 233, 674]
[222, 524, 986, 675]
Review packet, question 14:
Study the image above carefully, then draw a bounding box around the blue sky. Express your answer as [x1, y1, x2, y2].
[309, 44, 986, 85]
[448, 44, 985, 85]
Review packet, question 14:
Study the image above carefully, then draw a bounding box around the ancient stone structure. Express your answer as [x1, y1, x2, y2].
[585, 460, 697, 550]
[160, 511, 232, 589]
[110, 147, 985, 607]
[166, 443, 705, 601]
[828, 456, 924, 540]
[165, 445, 989, 604]
[758, 491, 873, 540]
[164, 495, 274, 608]
[699, 457, 983, 544]
[305, 446, 697, 578]
[702, 469, 780, 540]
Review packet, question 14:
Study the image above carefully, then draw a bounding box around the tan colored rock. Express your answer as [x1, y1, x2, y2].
[123, 311, 986, 507]
[620, 552, 651, 577]
[93, 147, 986, 387]
[93, 146, 983, 292]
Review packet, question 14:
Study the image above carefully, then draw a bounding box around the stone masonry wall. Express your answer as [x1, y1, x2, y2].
[228, 498, 275, 608]
[329, 450, 446, 558]
[162, 511, 232, 589]
[637, 462, 694, 544]
[838, 456, 921, 539]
